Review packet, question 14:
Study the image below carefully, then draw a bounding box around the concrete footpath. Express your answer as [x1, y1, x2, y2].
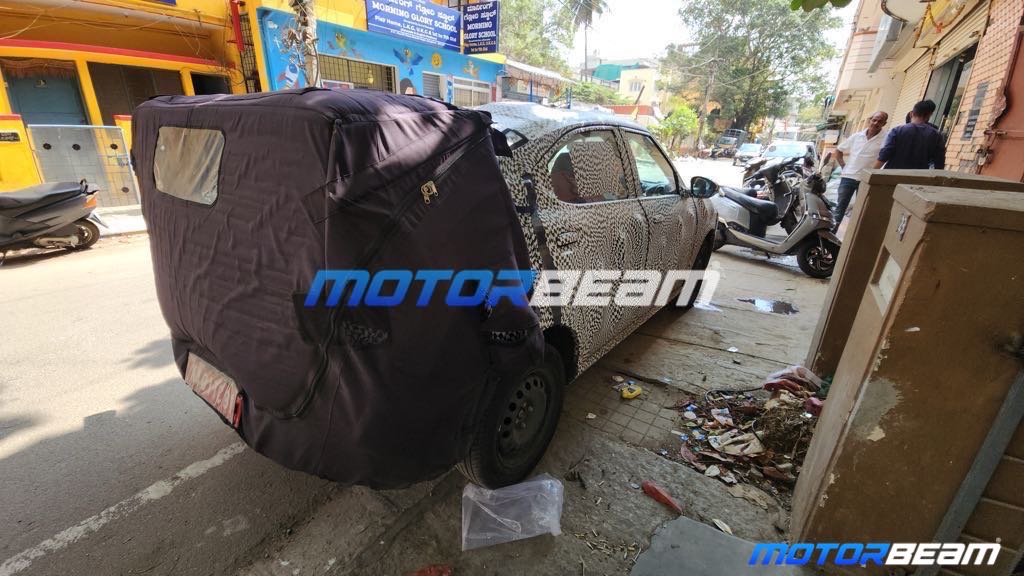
[233, 246, 829, 576]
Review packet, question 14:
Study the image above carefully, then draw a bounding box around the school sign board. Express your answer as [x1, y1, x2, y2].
[462, 1, 499, 54]
[365, 0, 461, 52]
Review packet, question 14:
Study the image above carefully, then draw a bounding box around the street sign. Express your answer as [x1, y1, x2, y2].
[365, 0, 461, 52]
[462, 1, 499, 55]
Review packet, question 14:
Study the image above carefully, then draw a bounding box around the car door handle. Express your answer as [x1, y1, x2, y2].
[556, 231, 580, 246]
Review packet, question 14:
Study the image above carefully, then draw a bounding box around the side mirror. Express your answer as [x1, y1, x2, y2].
[690, 176, 719, 199]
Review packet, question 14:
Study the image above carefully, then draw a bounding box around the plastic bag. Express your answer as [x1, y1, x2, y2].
[461, 473, 564, 551]
[764, 365, 823, 393]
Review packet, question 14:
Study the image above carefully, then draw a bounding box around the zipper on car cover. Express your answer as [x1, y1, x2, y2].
[277, 130, 491, 420]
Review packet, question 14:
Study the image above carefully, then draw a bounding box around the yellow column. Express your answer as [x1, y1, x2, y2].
[113, 115, 133, 151]
[0, 115, 43, 191]
[180, 69, 196, 95]
[0, 67, 12, 115]
[74, 59, 104, 126]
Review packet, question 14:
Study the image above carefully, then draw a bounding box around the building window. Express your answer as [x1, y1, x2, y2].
[88, 63, 184, 126]
[318, 55, 396, 93]
[453, 77, 490, 107]
[629, 80, 643, 92]
[237, 13, 263, 93]
[924, 45, 976, 137]
[191, 73, 230, 95]
[422, 72, 444, 100]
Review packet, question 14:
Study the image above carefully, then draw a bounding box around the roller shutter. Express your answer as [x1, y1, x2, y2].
[934, 1, 990, 66]
[894, 53, 932, 120]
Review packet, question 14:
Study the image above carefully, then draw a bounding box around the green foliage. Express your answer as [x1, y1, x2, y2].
[651, 105, 699, 150]
[499, 0, 574, 73]
[661, 0, 840, 131]
[790, 0, 853, 12]
[564, 81, 630, 105]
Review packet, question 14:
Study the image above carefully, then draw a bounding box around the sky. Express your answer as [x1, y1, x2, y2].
[567, 0, 858, 82]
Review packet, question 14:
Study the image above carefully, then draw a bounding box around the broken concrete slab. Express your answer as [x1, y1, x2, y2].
[631, 514, 813, 576]
[639, 306, 813, 366]
[599, 332, 787, 394]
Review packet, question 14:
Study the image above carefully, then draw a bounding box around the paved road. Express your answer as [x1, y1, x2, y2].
[0, 236, 331, 576]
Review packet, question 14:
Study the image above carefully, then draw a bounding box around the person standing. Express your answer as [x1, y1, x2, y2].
[875, 100, 946, 170]
[832, 111, 889, 230]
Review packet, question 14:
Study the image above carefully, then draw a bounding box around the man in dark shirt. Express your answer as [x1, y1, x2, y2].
[875, 100, 946, 170]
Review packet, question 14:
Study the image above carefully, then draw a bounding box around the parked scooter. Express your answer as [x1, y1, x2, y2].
[0, 180, 106, 263]
[700, 160, 841, 278]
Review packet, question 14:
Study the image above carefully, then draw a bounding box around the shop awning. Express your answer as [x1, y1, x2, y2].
[503, 60, 573, 88]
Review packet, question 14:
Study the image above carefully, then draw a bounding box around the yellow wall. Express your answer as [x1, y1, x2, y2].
[618, 68, 659, 106]
[0, 115, 41, 191]
[0, 45, 245, 122]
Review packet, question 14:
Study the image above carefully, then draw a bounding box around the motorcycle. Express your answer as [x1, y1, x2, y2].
[701, 161, 841, 278]
[0, 180, 106, 263]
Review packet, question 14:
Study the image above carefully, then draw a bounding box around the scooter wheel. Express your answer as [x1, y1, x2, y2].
[797, 238, 838, 278]
[68, 219, 100, 250]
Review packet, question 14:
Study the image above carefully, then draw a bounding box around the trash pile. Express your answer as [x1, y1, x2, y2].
[667, 366, 827, 507]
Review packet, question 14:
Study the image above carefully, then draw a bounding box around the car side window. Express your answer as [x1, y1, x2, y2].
[547, 130, 630, 204]
[624, 132, 677, 197]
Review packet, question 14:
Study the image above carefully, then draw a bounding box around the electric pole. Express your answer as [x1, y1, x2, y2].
[288, 0, 320, 88]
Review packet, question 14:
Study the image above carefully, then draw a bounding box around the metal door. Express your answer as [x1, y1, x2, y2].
[28, 125, 140, 207]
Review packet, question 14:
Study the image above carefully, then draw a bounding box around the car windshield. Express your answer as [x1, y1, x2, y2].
[763, 143, 809, 158]
[738, 144, 760, 154]
[717, 137, 737, 145]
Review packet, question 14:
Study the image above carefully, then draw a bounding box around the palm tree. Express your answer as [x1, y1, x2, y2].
[567, 0, 608, 74]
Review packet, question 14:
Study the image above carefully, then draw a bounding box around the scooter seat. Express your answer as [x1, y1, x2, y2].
[0, 182, 86, 213]
[721, 186, 778, 220]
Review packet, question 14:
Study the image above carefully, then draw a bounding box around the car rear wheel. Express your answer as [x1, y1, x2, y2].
[457, 344, 565, 488]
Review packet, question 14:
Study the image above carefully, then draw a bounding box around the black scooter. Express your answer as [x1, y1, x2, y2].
[0, 180, 106, 263]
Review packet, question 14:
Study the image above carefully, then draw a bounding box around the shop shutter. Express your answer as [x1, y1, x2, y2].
[934, 1, 990, 66]
[894, 54, 931, 121]
[422, 72, 442, 99]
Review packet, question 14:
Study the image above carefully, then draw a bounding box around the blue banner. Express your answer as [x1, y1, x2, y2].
[365, 0, 461, 52]
[462, 1, 499, 54]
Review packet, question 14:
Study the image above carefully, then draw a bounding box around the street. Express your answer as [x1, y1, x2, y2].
[0, 164, 833, 574]
[0, 236, 332, 576]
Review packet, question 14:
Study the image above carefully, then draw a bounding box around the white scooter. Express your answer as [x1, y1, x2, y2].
[698, 159, 841, 278]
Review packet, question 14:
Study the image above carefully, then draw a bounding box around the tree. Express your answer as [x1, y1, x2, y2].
[499, 0, 575, 73]
[661, 0, 840, 132]
[566, 0, 608, 68]
[790, 0, 852, 11]
[652, 105, 699, 151]
[561, 81, 629, 105]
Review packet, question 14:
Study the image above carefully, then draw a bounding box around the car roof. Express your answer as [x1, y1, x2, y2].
[480, 102, 644, 142]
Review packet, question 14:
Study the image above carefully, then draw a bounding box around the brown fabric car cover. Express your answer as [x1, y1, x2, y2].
[132, 89, 542, 487]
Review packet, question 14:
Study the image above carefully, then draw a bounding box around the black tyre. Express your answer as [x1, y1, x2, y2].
[712, 222, 727, 251]
[68, 219, 100, 250]
[684, 236, 714, 309]
[797, 238, 839, 278]
[457, 344, 565, 488]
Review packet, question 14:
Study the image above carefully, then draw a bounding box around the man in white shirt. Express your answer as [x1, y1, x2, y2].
[832, 111, 889, 230]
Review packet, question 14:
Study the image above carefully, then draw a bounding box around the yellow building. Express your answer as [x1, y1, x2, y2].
[1, 0, 506, 194]
[0, 0, 246, 194]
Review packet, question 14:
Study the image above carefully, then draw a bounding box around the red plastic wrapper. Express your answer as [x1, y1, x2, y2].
[641, 480, 683, 514]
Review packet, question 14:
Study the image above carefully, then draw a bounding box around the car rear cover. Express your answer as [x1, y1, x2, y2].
[133, 89, 542, 487]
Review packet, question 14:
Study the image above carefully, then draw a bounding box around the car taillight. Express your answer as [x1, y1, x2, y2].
[84, 195, 98, 209]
